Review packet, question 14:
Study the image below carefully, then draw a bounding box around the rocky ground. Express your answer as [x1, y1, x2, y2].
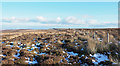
[0, 28, 120, 65]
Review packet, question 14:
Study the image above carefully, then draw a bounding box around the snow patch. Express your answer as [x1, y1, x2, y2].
[91, 53, 109, 64]
[14, 53, 20, 58]
[67, 52, 78, 56]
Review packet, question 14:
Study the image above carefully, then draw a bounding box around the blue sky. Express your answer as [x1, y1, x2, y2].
[2, 0, 119, 2]
[2, 2, 118, 29]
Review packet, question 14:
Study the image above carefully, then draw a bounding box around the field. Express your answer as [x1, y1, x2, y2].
[0, 28, 120, 65]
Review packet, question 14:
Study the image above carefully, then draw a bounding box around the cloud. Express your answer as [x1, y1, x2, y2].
[2, 17, 30, 23]
[2, 22, 86, 29]
[2, 16, 118, 29]
[87, 19, 98, 25]
[104, 21, 118, 24]
[65, 16, 77, 23]
[11, 16, 16, 20]
[82, 15, 93, 18]
[36, 16, 46, 22]
[56, 17, 61, 23]
[65, 16, 85, 24]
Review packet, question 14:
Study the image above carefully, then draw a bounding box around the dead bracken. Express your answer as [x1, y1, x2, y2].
[0, 28, 120, 65]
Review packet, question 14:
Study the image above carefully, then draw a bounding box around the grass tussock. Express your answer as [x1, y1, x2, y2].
[87, 38, 97, 54]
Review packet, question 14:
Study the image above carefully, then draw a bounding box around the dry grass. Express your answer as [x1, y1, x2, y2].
[87, 37, 97, 54]
[1, 29, 119, 64]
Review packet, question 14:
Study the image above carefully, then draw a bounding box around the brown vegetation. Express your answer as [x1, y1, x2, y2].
[0, 28, 119, 65]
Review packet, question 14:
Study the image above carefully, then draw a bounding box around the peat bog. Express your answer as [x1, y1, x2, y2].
[0, 28, 120, 65]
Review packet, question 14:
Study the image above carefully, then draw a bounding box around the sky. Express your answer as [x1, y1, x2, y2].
[1, 2, 118, 29]
[1, 0, 119, 2]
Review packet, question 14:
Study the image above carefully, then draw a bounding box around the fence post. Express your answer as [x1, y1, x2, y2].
[107, 31, 109, 43]
[94, 31, 96, 40]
